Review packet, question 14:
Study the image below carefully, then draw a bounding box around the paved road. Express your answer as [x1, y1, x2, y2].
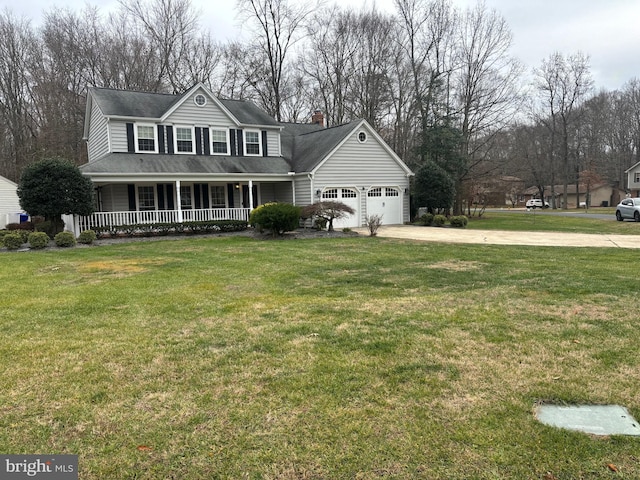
[355, 225, 640, 249]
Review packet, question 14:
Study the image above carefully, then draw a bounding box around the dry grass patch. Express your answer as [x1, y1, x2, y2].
[78, 258, 166, 273]
[427, 260, 486, 271]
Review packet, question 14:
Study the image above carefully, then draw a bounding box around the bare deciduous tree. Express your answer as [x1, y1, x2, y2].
[238, 0, 315, 121]
[534, 52, 593, 208]
[0, 12, 38, 181]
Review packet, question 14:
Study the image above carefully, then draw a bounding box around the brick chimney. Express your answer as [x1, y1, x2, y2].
[311, 110, 325, 127]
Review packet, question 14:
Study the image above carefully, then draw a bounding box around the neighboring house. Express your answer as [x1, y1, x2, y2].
[469, 176, 526, 207]
[522, 184, 624, 208]
[0, 175, 22, 229]
[625, 161, 640, 197]
[78, 84, 413, 234]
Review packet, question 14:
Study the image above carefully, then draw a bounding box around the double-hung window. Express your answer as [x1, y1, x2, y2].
[244, 130, 261, 156]
[180, 185, 193, 210]
[135, 124, 157, 153]
[635, 172, 640, 184]
[211, 185, 226, 208]
[175, 126, 195, 154]
[138, 186, 156, 211]
[211, 128, 229, 155]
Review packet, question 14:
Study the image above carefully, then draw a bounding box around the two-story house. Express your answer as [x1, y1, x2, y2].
[625, 161, 640, 197]
[78, 83, 413, 233]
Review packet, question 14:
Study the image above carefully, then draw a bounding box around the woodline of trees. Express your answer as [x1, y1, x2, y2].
[1, 0, 640, 213]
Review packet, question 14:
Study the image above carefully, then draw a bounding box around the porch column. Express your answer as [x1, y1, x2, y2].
[248, 180, 254, 211]
[175, 180, 183, 223]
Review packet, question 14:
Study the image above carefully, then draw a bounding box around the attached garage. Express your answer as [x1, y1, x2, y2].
[321, 187, 360, 228]
[366, 187, 403, 225]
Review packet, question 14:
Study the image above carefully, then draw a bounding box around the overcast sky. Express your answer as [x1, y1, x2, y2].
[5, 0, 639, 92]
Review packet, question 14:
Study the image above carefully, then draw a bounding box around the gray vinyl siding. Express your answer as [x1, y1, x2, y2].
[110, 122, 128, 153]
[0, 176, 21, 228]
[101, 184, 130, 211]
[272, 182, 293, 203]
[251, 182, 292, 204]
[166, 94, 235, 127]
[87, 102, 110, 161]
[313, 129, 410, 224]
[293, 177, 312, 207]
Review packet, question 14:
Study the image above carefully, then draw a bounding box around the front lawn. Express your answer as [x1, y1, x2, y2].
[1, 237, 639, 479]
[467, 210, 640, 234]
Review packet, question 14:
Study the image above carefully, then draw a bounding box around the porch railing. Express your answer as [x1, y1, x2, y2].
[75, 208, 251, 234]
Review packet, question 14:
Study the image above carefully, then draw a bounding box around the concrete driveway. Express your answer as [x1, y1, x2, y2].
[355, 225, 640, 249]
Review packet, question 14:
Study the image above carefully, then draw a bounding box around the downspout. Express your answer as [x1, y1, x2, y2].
[175, 180, 183, 223]
[308, 173, 315, 203]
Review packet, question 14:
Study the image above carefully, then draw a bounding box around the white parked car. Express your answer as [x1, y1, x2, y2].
[615, 198, 640, 221]
[526, 199, 550, 209]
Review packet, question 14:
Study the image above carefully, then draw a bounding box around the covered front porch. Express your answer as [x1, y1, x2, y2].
[74, 207, 252, 235]
[72, 177, 294, 236]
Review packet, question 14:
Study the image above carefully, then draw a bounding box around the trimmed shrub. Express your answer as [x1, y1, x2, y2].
[18, 230, 31, 243]
[249, 202, 301, 236]
[92, 220, 248, 238]
[216, 220, 248, 232]
[419, 213, 434, 226]
[28, 231, 50, 249]
[6, 222, 33, 231]
[433, 214, 447, 227]
[78, 230, 97, 244]
[449, 215, 468, 228]
[2, 232, 24, 250]
[54, 231, 76, 247]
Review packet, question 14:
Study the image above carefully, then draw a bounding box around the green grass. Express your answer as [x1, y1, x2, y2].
[1, 236, 640, 479]
[467, 209, 640, 234]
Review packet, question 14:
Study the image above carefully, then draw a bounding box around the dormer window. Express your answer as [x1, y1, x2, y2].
[175, 126, 195, 154]
[244, 130, 261, 156]
[135, 124, 158, 153]
[211, 128, 230, 155]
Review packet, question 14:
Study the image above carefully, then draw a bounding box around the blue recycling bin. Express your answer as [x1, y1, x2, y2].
[19, 214, 29, 223]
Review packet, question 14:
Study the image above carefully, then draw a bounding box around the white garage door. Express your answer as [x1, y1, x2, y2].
[321, 187, 360, 228]
[366, 187, 402, 225]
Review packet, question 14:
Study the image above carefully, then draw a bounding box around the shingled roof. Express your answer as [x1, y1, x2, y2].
[88, 86, 280, 127]
[284, 121, 361, 173]
[81, 153, 292, 175]
[89, 88, 179, 118]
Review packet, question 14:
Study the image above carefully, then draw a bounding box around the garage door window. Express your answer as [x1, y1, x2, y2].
[342, 188, 357, 198]
[322, 188, 338, 199]
[386, 188, 399, 197]
[368, 187, 382, 197]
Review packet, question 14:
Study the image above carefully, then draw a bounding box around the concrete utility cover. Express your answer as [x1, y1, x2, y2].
[535, 405, 640, 436]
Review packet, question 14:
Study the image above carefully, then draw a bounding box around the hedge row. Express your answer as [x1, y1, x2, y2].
[92, 219, 248, 238]
[0, 230, 86, 250]
[1, 220, 248, 250]
[416, 213, 469, 228]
